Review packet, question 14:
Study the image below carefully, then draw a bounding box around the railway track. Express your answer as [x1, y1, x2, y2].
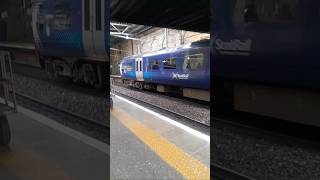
[110, 75, 210, 107]
[0, 44, 103, 96]
[214, 109, 320, 150]
[13, 62, 105, 98]
[112, 85, 255, 179]
[111, 89, 210, 135]
[16, 92, 109, 144]
[212, 163, 255, 180]
[0, 46, 109, 143]
[212, 112, 320, 179]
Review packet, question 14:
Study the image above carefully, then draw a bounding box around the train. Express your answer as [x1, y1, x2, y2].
[212, 0, 320, 127]
[31, 0, 109, 88]
[119, 40, 210, 101]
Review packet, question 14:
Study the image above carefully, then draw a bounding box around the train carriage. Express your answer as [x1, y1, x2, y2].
[212, 0, 320, 126]
[120, 43, 210, 101]
[32, 0, 109, 88]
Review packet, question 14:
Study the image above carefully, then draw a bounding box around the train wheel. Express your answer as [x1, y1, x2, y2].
[72, 64, 80, 83]
[135, 82, 143, 90]
[36, 51, 45, 69]
[0, 115, 10, 146]
[139, 82, 144, 90]
[44, 60, 55, 79]
[53, 63, 60, 79]
[83, 64, 97, 87]
[93, 64, 106, 90]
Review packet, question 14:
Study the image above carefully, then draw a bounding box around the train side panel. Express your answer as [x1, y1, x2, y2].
[143, 47, 210, 90]
[33, 0, 83, 57]
[33, 0, 109, 59]
[212, 0, 320, 89]
[31, 0, 109, 88]
[212, 0, 320, 126]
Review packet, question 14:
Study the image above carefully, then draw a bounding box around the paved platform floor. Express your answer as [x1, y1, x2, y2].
[0, 109, 109, 180]
[110, 95, 210, 180]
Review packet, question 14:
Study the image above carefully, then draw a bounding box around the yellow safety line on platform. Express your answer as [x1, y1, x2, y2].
[111, 108, 210, 180]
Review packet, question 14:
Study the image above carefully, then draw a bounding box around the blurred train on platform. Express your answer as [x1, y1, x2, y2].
[212, 0, 320, 127]
[32, 0, 109, 88]
[119, 40, 210, 102]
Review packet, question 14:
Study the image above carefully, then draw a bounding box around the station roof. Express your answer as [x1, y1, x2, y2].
[110, 0, 210, 33]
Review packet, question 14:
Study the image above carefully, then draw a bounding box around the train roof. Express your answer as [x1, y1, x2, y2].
[143, 45, 192, 57]
[121, 41, 209, 60]
[190, 39, 210, 47]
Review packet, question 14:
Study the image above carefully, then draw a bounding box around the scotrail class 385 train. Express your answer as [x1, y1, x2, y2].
[212, 0, 320, 127]
[32, 0, 109, 88]
[119, 41, 210, 102]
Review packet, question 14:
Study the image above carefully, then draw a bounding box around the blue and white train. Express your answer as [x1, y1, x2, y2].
[119, 41, 210, 101]
[212, 0, 320, 126]
[32, 0, 109, 88]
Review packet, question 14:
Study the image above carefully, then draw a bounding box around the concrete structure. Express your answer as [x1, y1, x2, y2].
[0, 105, 109, 180]
[111, 27, 209, 75]
[110, 95, 210, 179]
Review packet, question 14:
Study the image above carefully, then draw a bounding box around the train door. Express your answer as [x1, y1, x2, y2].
[135, 58, 144, 81]
[93, 0, 107, 57]
[31, 3, 40, 47]
[82, 0, 106, 58]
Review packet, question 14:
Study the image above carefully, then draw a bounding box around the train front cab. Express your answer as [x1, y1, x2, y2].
[212, 0, 320, 127]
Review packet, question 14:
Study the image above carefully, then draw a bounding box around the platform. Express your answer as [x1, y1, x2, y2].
[0, 105, 109, 180]
[110, 95, 210, 180]
[0, 42, 35, 51]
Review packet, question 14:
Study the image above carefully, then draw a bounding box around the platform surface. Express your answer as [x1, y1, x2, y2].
[0, 110, 109, 180]
[0, 42, 35, 51]
[0, 103, 14, 116]
[110, 95, 210, 180]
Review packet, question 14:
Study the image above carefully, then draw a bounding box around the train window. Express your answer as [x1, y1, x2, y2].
[234, 0, 298, 24]
[85, 0, 90, 30]
[39, 23, 44, 32]
[96, 0, 102, 30]
[183, 54, 204, 70]
[150, 60, 160, 70]
[39, 4, 43, 13]
[124, 65, 133, 72]
[163, 58, 176, 69]
[37, 5, 44, 32]
[140, 61, 142, 71]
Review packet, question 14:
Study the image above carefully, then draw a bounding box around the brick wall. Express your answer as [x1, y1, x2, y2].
[111, 28, 209, 75]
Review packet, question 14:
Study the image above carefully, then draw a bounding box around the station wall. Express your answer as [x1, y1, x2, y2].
[111, 28, 210, 75]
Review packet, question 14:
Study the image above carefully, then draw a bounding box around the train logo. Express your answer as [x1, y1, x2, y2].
[122, 65, 132, 73]
[172, 72, 189, 80]
[215, 39, 252, 56]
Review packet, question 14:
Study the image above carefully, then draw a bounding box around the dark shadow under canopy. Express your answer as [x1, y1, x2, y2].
[111, 0, 210, 33]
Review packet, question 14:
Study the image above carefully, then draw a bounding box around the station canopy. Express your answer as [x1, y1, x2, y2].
[110, 0, 210, 33]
